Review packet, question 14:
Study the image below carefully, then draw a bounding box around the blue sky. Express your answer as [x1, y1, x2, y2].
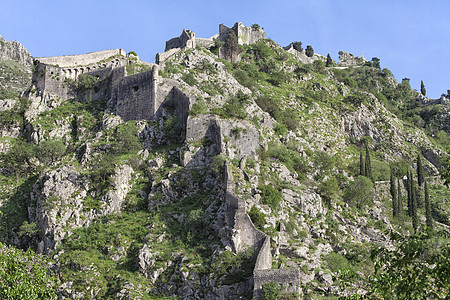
[1, 0, 449, 98]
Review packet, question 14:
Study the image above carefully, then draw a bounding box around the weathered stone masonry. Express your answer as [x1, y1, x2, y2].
[114, 68, 157, 121]
[224, 165, 301, 299]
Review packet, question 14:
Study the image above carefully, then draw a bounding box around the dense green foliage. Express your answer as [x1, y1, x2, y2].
[262, 282, 282, 300]
[258, 184, 282, 210]
[366, 230, 450, 299]
[0, 243, 57, 299]
[305, 45, 314, 57]
[344, 176, 373, 208]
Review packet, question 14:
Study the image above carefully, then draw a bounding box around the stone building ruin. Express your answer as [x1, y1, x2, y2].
[156, 22, 266, 64]
[32, 22, 267, 125]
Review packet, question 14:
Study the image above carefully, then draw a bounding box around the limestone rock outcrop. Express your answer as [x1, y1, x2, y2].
[30, 164, 134, 253]
[0, 35, 33, 66]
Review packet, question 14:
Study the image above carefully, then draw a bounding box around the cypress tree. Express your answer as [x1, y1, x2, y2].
[424, 180, 433, 231]
[222, 30, 241, 63]
[390, 171, 398, 216]
[407, 171, 412, 217]
[420, 80, 426, 96]
[397, 178, 403, 214]
[412, 180, 419, 232]
[305, 45, 314, 57]
[365, 144, 373, 181]
[417, 154, 424, 187]
[360, 150, 365, 176]
[326, 53, 333, 67]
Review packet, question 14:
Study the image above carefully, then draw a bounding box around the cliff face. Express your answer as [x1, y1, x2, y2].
[0, 24, 449, 299]
[0, 35, 33, 66]
[0, 35, 32, 100]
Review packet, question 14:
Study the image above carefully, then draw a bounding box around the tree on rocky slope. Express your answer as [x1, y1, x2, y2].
[291, 41, 302, 52]
[417, 154, 424, 187]
[326, 53, 333, 67]
[407, 171, 413, 217]
[222, 30, 241, 63]
[390, 170, 398, 216]
[421, 80, 426, 96]
[365, 144, 373, 182]
[305, 45, 314, 57]
[424, 180, 433, 231]
[411, 180, 419, 232]
[359, 150, 365, 177]
[372, 57, 380, 69]
[397, 178, 403, 214]
[344, 176, 373, 208]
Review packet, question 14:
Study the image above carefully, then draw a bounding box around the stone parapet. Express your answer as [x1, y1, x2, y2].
[35, 49, 126, 68]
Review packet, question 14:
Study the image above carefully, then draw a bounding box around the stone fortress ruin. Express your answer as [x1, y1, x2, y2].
[30, 22, 336, 298]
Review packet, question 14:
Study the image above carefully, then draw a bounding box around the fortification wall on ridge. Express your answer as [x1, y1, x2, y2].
[165, 29, 195, 51]
[195, 36, 218, 48]
[35, 49, 126, 68]
[114, 69, 156, 121]
[219, 22, 266, 45]
[156, 48, 181, 64]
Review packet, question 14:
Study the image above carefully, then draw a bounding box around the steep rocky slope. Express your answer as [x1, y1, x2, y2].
[0, 24, 449, 299]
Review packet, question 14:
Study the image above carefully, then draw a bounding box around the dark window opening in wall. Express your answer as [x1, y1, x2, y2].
[132, 85, 139, 93]
[51, 72, 54, 75]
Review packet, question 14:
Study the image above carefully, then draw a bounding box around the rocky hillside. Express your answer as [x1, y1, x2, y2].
[0, 24, 449, 299]
[0, 35, 32, 100]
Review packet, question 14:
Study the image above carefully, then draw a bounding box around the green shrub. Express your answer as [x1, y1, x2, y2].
[344, 175, 373, 208]
[266, 143, 310, 177]
[89, 153, 116, 190]
[77, 74, 98, 91]
[318, 177, 340, 206]
[372, 159, 390, 181]
[262, 282, 282, 300]
[326, 252, 350, 273]
[190, 101, 208, 117]
[232, 69, 255, 89]
[201, 59, 217, 74]
[210, 155, 226, 174]
[0, 243, 57, 299]
[221, 90, 250, 119]
[259, 185, 282, 210]
[246, 157, 256, 168]
[162, 116, 182, 138]
[35, 139, 66, 164]
[255, 95, 278, 116]
[114, 122, 141, 154]
[181, 72, 198, 86]
[248, 205, 266, 229]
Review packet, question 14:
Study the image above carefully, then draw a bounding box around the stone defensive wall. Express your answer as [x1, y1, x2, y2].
[165, 29, 195, 52]
[159, 22, 265, 65]
[156, 48, 181, 65]
[114, 69, 157, 121]
[223, 164, 301, 298]
[35, 49, 126, 68]
[219, 22, 266, 45]
[195, 35, 218, 48]
[113, 68, 191, 123]
[253, 268, 301, 298]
